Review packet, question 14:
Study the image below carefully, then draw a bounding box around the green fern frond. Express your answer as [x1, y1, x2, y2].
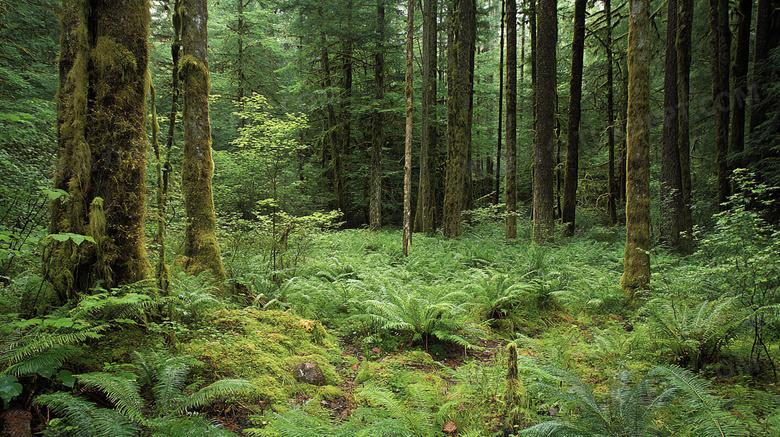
[34, 392, 140, 437]
[147, 415, 238, 436]
[521, 420, 593, 436]
[76, 372, 144, 423]
[356, 384, 433, 437]
[179, 378, 254, 412]
[3, 344, 80, 376]
[152, 357, 191, 413]
[2, 327, 106, 368]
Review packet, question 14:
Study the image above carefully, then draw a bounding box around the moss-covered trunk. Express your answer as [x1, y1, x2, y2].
[414, 0, 437, 235]
[48, 0, 151, 302]
[370, 0, 385, 232]
[180, 0, 226, 282]
[533, 0, 556, 243]
[621, 0, 651, 300]
[505, 0, 517, 239]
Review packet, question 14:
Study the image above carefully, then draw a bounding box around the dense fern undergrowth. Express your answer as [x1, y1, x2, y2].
[2, 198, 780, 436]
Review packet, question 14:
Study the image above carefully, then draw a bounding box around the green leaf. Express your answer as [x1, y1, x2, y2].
[0, 374, 23, 408]
[57, 370, 76, 388]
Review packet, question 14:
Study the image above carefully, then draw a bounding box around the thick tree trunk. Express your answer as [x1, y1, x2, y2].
[749, 0, 772, 135]
[495, 0, 506, 206]
[181, 0, 226, 282]
[709, 0, 730, 208]
[49, 0, 151, 301]
[676, 0, 694, 252]
[660, 0, 684, 248]
[339, 2, 353, 222]
[443, 0, 476, 238]
[621, 0, 651, 300]
[562, 0, 586, 236]
[403, 0, 414, 255]
[370, 0, 385, 231]
[414, 0, 437, 234]
[729, 0, 753, 171]
[505, 0, 518, 239]
[533, 0, 556, 242]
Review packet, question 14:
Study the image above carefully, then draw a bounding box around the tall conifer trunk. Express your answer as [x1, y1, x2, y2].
[606, 0, 617, 225]
[414, 0, 437, 234]
[533, 0, 556, 242]
[676, 0, 694, 252]
[505, 0, 518, 239]
[370, 0, 385, 231]
[403, 0, 414, 255]
[709, 0, 730, 208]
[181, 0, 226, 281]
[729, 0, 753, 171]
[495, 0, 506, 206]
[621, 0, 651, 300]
[49, 0, 151, 301]
[562, 0, 586, 236]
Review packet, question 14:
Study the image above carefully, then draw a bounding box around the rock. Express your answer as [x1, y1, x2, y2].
[292, 361, 327, 386]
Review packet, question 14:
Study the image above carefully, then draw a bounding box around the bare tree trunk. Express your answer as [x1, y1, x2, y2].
[709, 0, 730, 208]
[676, 0, 694, 252]
[505, 0, 518, 239]
[533, 0, 556, 242]
[495, 0, 506, 206]
[562, 0, 586, 236]
[729, 0, 753, 171]
[370, 0, 385, 231]
[403, 0, 414, 255]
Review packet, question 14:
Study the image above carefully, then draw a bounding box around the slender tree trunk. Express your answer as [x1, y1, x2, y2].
[676, 0, 694, 252]
[533, 0, 556, 242]
[370, 0, 385, 231]
[562, 0, 586, 236]
[415, 0, 438, 234]
[749, 0, 772, 135]
[237, 0, 246, 130]
[403, 0, 414, 255]
[505, 0, 518, 238]
[181, 0, 226, 282]
[49, 0, 151, 301]
[660, 0, 683, 247]
[495, 0, 506, 205]
[729, 0, 753, 171]
[339, 1, 354, 222]
[606, 0, 617, 225]
[709, 0, 730, 208]
[621, 0, 651, 300]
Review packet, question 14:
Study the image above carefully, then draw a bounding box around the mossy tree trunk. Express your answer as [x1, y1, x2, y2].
[606, 0, 617, 226]
[180, 0, 227, 282]
[505, 0, 517, 239]
[533, 0, 556, 243]
[728, 0, 753, 172]
[676, 0, 693, 252]
[561, 0, 586, 236]
[443, 0, 476, 238]
[621, 0, 651, 301]
[48, 0, 151, 302]
[494, 0, 505, 207]
[709, 0, 731, 209]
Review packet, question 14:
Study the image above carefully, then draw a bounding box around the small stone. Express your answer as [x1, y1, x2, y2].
[442, 421, 457, 434]
[293, 361, 327, 386]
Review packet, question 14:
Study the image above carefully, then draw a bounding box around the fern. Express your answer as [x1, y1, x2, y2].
[180, 378, 256, 411]
[76, 372, 145, 423]
[34, 392, 140, 437]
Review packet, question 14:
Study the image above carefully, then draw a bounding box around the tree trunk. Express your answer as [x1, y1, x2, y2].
[676, 0, 694, 252]
[533, 0, 556, 242]
[505, 0, 518, 239]
[443, 0, 476, 238]
[660, 0, 683, 247]
[370, 0, 385, 231]
[709, 0, 730, 208]
[606, 0, 617, 225]
[181, 0, 226, 282]
[403, 0, 414, 256]
[414, 0, 438, 234]
[562, 0, 586, 236]
[749, 0, 772, 135]
[495, 0, 506, 206]
[729, 0, 753, 171]
[339, 1, 353, 222]
[621, 0, 651, 301]
[49, 0, 151, 301]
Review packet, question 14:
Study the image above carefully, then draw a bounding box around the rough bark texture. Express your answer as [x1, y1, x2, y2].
[339, 3, 353, 223]
[749, 0, 772, 135]
[414, 0, 437, 234]
[621, 0, 651, 300]
[403, 0, 414, 256]
[533, 0, 556, 242]
[709, 0, 730, 208]
[562, 0, 586, 236]
[505, 0, 518, 239]
[495, 0, 505, 206]
[443, 0, 476, 238]
[370, 0, 385, 231]
[48, 0, 151, 301]
[606, 0, 617, 225]
[676, 0, 694, 252]
[181, 0, 226, 282]
[729, 0, 753, 170]
[660, 0, 684, 248]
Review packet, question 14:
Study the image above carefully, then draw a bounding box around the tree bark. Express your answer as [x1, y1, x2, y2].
[533, 0, 556, 242]
[562, 0, 586, 236]
[505, 0, 518, 239]
[709, 0, 730, 208]
[676, 0, 694, 252]
[606, 0, 617, 225]
[495, 0, 506, 206]
[414, 0, 437, 234]
[729, 0, 753, 171]
[181, 0, 227, 282]
[621, 0, 651, 300]
[370, 0, 385, 231]
[49, 0, 151, 301]
[403, 0, 414, 255]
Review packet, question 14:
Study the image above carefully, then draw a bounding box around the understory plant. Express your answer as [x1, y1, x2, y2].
[35, 350, 254, 436]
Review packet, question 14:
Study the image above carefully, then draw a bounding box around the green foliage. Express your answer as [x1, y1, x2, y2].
[35, 350, 254, 436]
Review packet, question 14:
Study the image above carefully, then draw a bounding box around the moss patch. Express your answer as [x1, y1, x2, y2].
[181, 309, 342, 410]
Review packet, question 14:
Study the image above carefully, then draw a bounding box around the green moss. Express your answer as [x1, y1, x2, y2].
[181, 309, 342, 410]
